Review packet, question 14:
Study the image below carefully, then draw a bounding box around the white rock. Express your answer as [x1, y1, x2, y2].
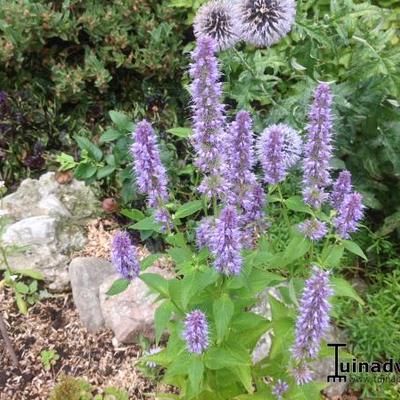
[99, 266, 174, 343]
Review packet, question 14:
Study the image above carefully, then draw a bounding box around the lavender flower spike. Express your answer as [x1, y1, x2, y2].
[196, 217, 215, 250]
[292, 267, 333, 361]
[190, 37, 228, 198]
[183, 310, 209, 354]
[194, 0, 240, 51]
[211, 206, 243, 275]
[292, 363, 313, 385]
[111, 231, 140, 280]
[131, 120, 171, 230]
[302, 83, 334, 208]
[331, 170, 352, 210]
[258, 123, 302, 184]
[298, 218, 328, 241]
[272, 379, 289, 399]
[334, 192, 364, 239]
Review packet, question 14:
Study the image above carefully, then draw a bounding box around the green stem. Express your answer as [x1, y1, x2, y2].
[277, 185, 290, 229]
[212, 196, 218, 217]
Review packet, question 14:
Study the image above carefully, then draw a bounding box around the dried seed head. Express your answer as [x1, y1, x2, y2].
[237, 0, 296, 47]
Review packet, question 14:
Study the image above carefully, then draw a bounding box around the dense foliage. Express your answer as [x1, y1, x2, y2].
[0, 0, 189, 186]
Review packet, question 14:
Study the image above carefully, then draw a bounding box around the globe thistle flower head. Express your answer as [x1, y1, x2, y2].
[334, 192, 364, 239]
[196, 217, 215, 250]
[258, 123, 301, 184]
[292, 267, 333, 361]
[272, 379, 289, 399]
[237, 0, 296, 47]
[298, 218, 328, 241]
[331, 170, 352, 210]
[190, 37, 228, 198]
[194, 0, 240, 51]
[292, 363, 313, 385]
[111, 231, 140, 280]
[183, 310, 209, 354]
[302, 83, 334, 208]
[211, 205, 243, 275]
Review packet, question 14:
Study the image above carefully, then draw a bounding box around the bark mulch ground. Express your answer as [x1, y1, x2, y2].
[0, 290, 155, 400]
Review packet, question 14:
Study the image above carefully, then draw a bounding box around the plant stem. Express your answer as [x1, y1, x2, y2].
[277, 185, 290, 229]
[0, 312, 18, 367]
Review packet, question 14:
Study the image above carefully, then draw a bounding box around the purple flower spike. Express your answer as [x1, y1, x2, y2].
[183, 310, 209, 354]
[331, 170, 352, 210]
[298, 218, 328, 241]
[292, 267, 333, 361]
[302, 83, 334, 208]
[292, 363, 313, 385]
[211, 206, 243, 275]
[111, 231, 140, 280]
[334, 192, 364, 239]
[272, 379, 289, 399]
[131, 120, 171, 231]
[258, 123, 301, 184]
[190, 37, 228, 198]
[196, 217, 215, 250]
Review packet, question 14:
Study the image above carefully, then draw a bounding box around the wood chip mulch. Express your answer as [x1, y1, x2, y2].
[0, 290, 156, 400]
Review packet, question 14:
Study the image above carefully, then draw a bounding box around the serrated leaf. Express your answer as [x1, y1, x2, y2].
[166, 127, 192, 138]
[230, 365, 254, 394]
[140, 273, 169, 297]
[109, 110, 134, 131]
[75, 136, 103, 162]
[141, 253, 163, 270]
[213, 295, 234, 343]
[331, 276, 365, 305]
[188, 357, 204, 395]
[106, 278, 130, 296]
[96, 165, 115, 179]
[174, 200, 203, 219]
[120, 208, 145, 221]
[15, 282, 29, 294]
[285, 196, 312, 213]
[343, 240, 367, 261]
[155, 301, 173, 343]
[130, 216, 160, 232]
[99, 128, 122, 143]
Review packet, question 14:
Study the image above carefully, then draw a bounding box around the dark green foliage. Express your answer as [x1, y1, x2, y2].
[0, 0, 189, 185]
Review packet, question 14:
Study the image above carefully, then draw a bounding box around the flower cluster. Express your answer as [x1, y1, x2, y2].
[190, 37, 228, 198]
[334, 192, 364, 239]
[111, 231, 140, 280]
[302, 83, 334, 209]
[257, 123, 301, 184]
[330, 170, 352, 209]
[272, 379, 289, 399]
[298, 218, 328, 241]
[210, 206, 243, 275]
[183, 310, 209, 354]
[131, 120, 171, 231]
[292, 267, 333, 384]
[194, 0, 296, 50]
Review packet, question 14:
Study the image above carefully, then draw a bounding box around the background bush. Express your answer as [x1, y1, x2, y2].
[0, 0, 190, 187]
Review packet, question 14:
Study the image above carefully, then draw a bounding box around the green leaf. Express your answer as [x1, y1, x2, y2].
[155, 301, 173, 343]
[141, 253, 163, 270]
[96, 165, 115, 179]
[166, 127, 192, 138]
[204, 347, 250, 370]
[174, 200, 203, 219]
[343, 240, 368, 261]
[75, 136, 103, 162]
[109, 110, 134, 131]
[188, 357, 204, 395]
[230, 365, 254, 394]
[285, 196, 313, 214]
[167, 247, 193, 266]
[247, 270, 285, 293]
[120, 208, 145, 221]
[213, 295, 235, 343]
[140, 273, 169, 297]
[106, 278, 130, 296]
[15, 293, 28, 315]
[130, 216, 160, 232]
[17, 269, 44, 280]
[331, 276, 365, 305]
[74, 163, 97, 180]
[15, 282, 29, 294]
[322, 244, 345, 268]
[99, 128, 122, 143]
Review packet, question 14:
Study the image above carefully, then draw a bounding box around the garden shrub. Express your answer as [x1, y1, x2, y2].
[0, 0, 189, 186]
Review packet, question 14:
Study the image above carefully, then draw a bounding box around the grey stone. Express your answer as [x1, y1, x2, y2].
[69, 257, 115, 333]
[0, 172, 98, 291]
[99, 266, 174, 343]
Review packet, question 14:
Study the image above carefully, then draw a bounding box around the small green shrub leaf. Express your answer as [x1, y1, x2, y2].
[343, 240, 368, 261]
[174, 200, 203, 219]
[106, 278, 130, 296]
[213, 295, 235, 343]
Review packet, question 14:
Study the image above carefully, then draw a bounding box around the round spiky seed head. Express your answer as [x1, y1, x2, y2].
[236, 0, 296, 47]
[194, 0, 240, 51]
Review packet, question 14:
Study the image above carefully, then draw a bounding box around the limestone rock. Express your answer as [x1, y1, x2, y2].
[99, 266, 173, 343]
[69, 257, 115, 333]
[0, 172, 98, 291]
